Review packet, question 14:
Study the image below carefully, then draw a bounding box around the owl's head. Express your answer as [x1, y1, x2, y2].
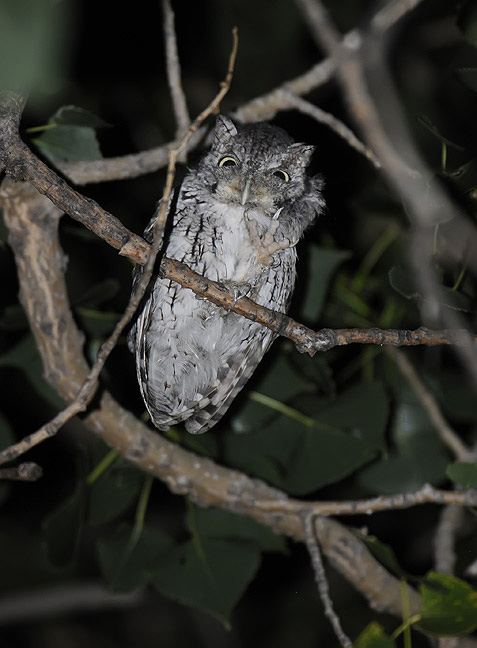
[197, 116, 317, 214]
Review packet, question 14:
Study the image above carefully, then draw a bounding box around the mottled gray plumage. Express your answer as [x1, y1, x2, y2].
[128, 116, 324, 434]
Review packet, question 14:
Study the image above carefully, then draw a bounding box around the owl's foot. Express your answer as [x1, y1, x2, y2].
[218, 279, 253, 313]
[246, 210, 297, 265]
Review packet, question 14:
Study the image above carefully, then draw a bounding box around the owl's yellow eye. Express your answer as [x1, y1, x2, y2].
[218, 156, 238, 168]
[273, 170, 290, 182]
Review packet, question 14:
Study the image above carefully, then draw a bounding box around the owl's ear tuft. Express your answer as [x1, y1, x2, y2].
[285, 143, 315, 170]
[213, 115, 238, 143]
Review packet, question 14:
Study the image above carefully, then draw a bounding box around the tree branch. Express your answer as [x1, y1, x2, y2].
[162, 0, 190, 136]
[53, 0, 425, 186]
[0, 177, 432, 622]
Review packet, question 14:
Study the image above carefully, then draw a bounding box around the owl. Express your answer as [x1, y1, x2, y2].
[128, 116, 324, 434]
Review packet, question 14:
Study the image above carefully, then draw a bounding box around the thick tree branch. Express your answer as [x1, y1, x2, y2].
[0, 177, 446, 622]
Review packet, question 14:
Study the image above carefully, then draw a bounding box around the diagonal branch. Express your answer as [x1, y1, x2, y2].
[1, 92, 474, 358]
[1, 179, 426, 621]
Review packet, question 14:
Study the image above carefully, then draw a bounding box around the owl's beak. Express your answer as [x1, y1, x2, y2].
[241, 179, 252, 206]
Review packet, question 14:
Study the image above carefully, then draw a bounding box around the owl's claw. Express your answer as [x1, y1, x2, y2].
[218, 280, 253, 313]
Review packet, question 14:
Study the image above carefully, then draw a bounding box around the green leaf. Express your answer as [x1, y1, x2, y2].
[98, 523, 172, 592]
[360, 535, 413, 581]
[47, 105, 110, 129]
[299, 245, 351, 321]
[227, 381, 388, 495]
[354, 622, 396, 648]
[446, 462, 477, 489]
[418, 572, 477, 636]
[284, 380, 388, 494]
[152, 537, 261, 625]
[42, 485, 87, 567]
[231, 352, 312, 433]
[417, 115, 465, 151]
[88, 468, 144, 526]
[32, 104, 107, 163]
[388, 265, 420, 300]
[188, 506, 288, 554]
[358, 401, 449, 494]
[388, 266, 471, 311]
[33, 125, 102, 163]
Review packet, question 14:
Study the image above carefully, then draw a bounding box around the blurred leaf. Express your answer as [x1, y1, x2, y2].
[152, 537, 261, 626]
[42, 485, 87, 567]
[360, 535, 413, 581]
[388, 265, 420, 300]
[76, 310, 120, 340]
[88, 467, 144, 526]
[418, 572, 477, 635]
[0, 335, 65, 408]
[417, 115, 465, 151]
[188, 506, 288, 555]
[389, 266, 472, 311]
[231, 353, 313, 433]
[33, 125, 102, 163]
[300, 245, 351, 321]
[458, 0, 477, 47]
[354, 622, 396, 648]
[46, 105, 110, 129]
[358, 401, 449, 494]
[284, 381, 388, 494]
[33, 104, 106, 163]
[431, 374, 477, 423]
[72, 278, 121, 308]
[98, 522, 172, 592]
[227, 381, 388, 495]
[455, 67, 477, 93]
[0, 0, 68, 91]
[446, 462, 477, 489]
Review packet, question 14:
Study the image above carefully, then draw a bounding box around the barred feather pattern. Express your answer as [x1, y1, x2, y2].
[128, 116, 324, 434]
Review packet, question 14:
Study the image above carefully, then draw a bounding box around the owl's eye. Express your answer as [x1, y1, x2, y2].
[218, 156, 238, 168]
[273, 170, 290, 182]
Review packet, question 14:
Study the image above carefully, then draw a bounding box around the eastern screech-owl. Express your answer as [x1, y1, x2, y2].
[128, 116, 324, 434]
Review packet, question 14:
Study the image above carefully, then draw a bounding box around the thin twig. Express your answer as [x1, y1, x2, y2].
[162, 0, 190, 136]
[282, 89, 381, 169]
[294, 0, 477, 386]
[254, 484, 477, 517]
[389, 348, 474, 462]
[303, 514, 352, 648]
[0, 462, 42, 482]
[54, 2, 422, 186]
[0, 28, 239, 468]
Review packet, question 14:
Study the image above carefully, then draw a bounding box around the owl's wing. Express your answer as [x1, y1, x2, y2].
[184, 325, 275, 434]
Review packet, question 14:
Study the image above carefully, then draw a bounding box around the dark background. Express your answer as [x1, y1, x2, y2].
[1, 0, 477, 646]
